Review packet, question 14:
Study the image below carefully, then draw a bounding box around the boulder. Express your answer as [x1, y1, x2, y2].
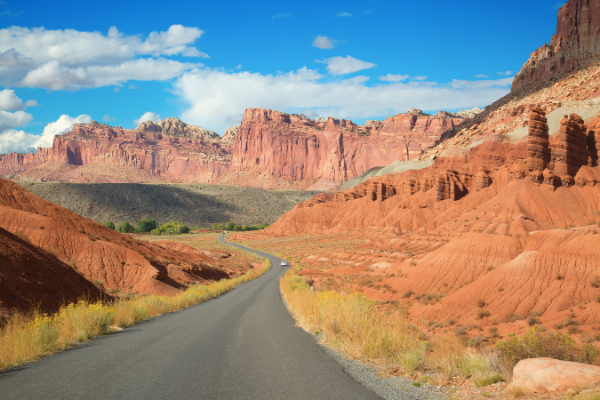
[512, 358, 600, 393]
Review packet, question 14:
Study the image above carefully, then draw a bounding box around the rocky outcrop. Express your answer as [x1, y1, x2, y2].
[221, 108, 465, 189]
[0, 121, 232, 183]
[512, 0, 600, 91]
[527, 107, 550, 178]
[553, 113, 590, 182]
[135, 117, 219, 141]
[222, 126, 239, 143]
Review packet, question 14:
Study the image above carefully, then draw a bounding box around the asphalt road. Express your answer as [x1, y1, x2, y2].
[0, 234, 381, 400]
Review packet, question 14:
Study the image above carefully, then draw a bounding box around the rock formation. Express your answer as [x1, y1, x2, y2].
[0, 121, 232, 183]
[220, 108, 465, 190]
[526, 107, 550, 181]
[553, 113, 590, 183]
[512, 0, 600, 91]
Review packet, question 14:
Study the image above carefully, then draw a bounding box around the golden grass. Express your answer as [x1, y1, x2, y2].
[280, 269, 425, 374]
[280, 269, 504, 383]
[0, 259, 270, 372]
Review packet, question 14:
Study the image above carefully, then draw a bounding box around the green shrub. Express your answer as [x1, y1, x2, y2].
[496, 328, 598, 369]
[151, 221, 190, 235]
[225, 222, 235, 231]
[117, 221, 134, 233]
[136, 219, 158, 233]
[102, 221, 115, 230]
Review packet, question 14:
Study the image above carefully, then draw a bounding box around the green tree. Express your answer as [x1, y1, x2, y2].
[225, 222, 235, 231]
[117, 221, 134, 233]
[102, 221, 115, 230]
[151, 221, 190, 235]
[233, 224, 241, 231]
[136, 219, 158, 233]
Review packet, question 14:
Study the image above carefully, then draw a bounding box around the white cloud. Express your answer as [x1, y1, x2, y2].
[271, 13, 291, 20]
[20, 60, 94, 90]
[414, 76, 427, 81]
[0, 89, 24, 110]
[0, 114, 91, 154]
[497, 71, 513, 76]
[379, 74, 410, 82]
[129, 83, 136, 89]
[312, 35, 336, 49]
[0, 25, 204, 90]
[173, 67, 513, 133]
[24, 99, 38, 107]
[320, 55, 376, 76]
[134, 111, 161, 125]
[114, 87, 120, 92]
[102, 115, 115, 122]
[475, 74, 489, 78]
[335, 12, 352, 17]
[235, 64, 242, 70]
[0, 110, 32, 131]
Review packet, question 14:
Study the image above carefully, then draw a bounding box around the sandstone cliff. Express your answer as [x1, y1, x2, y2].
[512, 0, 600, 92]
[217, 108, 465, 190]
[0, 120, 231, 183]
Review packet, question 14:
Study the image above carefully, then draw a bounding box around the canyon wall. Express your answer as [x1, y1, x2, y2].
[219, 108, 465, 189]
[512, 0, 600, 92]
[0, 120, 232, 183]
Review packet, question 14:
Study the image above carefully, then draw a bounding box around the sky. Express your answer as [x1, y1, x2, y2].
[0, 0, 567, 153]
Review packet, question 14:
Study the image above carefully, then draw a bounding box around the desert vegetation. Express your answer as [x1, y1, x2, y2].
[0, 259, 270, 372]
[280, 269, 599, 388]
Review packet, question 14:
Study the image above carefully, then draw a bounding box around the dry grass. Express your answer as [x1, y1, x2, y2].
[280, 270, 425, 374]
[280, 270, 504, 383]
[0, 259, 270, 372]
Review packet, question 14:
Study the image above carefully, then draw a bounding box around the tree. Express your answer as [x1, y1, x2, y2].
[117, 221, 134, 233]
[225, 222, 235, 231]
[102, 221, 115, 230]
[136, 219, 158, 233]
[233, 224, 241, 231]
[151, 221, 190, 235]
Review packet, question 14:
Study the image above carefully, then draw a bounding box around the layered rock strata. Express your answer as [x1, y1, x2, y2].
[526, 107, 551, 173]
[512, 0, 600, 91]
[222, 108, 465, 189]
[554, 114, 590, 180]
[0, 120, 232, 183]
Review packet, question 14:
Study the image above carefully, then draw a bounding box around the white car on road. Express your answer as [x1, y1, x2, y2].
[280, 261, 288, 267]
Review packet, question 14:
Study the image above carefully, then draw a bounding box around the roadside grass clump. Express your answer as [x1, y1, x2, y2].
[0, 259, 271, 372]
[280, 270, 425, 374]
[495, 328, 598, 375]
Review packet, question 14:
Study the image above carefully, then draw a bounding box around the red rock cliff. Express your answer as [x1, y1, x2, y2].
[512, 0, 600, 92]
[0, 120, 232, 183]
[220, 108, 464, 190]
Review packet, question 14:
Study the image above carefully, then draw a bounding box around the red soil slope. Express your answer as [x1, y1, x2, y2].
[0, 178, 234, 300]
[0, 226, 104, 315]
[264, 109, 600, 337]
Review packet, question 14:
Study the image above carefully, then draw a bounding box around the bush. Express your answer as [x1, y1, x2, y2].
[136, 219, 158, 233]
[102, 221, 115, 230]
[225, 222, 235, 231]
[117, 221, 134, 233]
[151, 221, 190, 235]
[496, 328, 598, 369]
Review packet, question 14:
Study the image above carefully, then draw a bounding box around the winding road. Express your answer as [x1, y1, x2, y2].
[0, 234, 381, 399]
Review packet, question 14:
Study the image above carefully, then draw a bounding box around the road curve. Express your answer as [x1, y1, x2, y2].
[0, 234, 381, 400]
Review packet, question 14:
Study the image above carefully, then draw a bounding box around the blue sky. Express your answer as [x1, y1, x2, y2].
[0, 0, 566, 153]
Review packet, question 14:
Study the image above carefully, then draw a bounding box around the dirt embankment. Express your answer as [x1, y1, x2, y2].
[0, 178, 260, 316]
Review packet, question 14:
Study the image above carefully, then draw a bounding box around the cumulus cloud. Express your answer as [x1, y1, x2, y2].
[379, 74, 410, 82]
[134, 111, 161, 125]
[271, 13, 291, 19]
[0, 114, 91, 154]
[497, 71, 513, 76]
[0, 89, 24, 110]
[320, 55, 376, 76]
[24, 99, 38, 107]
[173, 67, 513, 133]
[312, 35, 336, 49]
[0, 25, 204, 89]
[102, 115, 115, 122]
[335, 12, 352, 17]
[475, 74, 489, 78]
